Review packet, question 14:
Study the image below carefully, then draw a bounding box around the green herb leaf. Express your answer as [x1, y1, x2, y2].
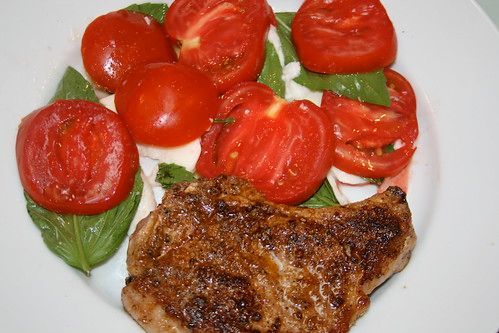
[275, 12, 298, 65]
[295, 70, 389, 105]
[258, 40, 285, 98]
[213, 117, 236, 124]
[275, 12, 390, 106]
[26, 67, 143, 275]
[25, 171, 143, 275]
[300, 179, 339, 208]
[50, 66, 99, 103]
[156, 163, 196, 189]
[124, 3, 169, 24]
[363, 177, 384, 185]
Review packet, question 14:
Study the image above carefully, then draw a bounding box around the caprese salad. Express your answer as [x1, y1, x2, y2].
[16, 0, 418, 273]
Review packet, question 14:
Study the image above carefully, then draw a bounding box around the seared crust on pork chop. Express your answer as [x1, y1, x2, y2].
[122, 176, 416, 333]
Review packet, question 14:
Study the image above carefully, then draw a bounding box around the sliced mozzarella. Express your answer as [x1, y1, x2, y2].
[131, 171, 157, 228]
[100, 94, 116, 112]
[338, 183, 378, 203]
[282, 62, 323, 106]
[138, 139, 201, 172]
[326, 170, 349, 205]
[282, 61, 301, 81]
[152, 186, 166, 205]
[331, 167, 370, 186]
[267, 26, 285, 66]
[327, 168, 380, 204]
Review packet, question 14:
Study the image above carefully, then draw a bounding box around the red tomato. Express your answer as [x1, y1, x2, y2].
[115, 62, 219, 147]
[81, 10, 176, 92]
[291, 0, 397, 74]
[196, 82, 335, 204]
[164, 0, 273, 92]
[325, 70, 417, 149]
[322, 69, 418, 178]
[16, 100, 139, 215]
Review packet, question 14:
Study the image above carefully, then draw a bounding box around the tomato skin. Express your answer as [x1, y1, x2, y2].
[197, 82, 335, 204]
[196, 82, 277, 178]
[322, 69, 418, 178]
[292, 0, 396, 74]
[81, 10, 176, 92]
[115, 62, 220, 147]
[324, 70, 417, 149]
[16, 100, 139, 215]
[165, 0, 273, 92]
[334, 141, 415, 178]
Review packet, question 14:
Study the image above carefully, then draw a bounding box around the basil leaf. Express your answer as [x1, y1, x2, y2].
[275, 12, 298, 65]
[25, 171, 143, 275]
[295, 70, 389, 105]
[50, 66, 98, 103]
[364, 177, 384, 185]
[258, 40, 285, 98]
[275, 12, 294, 28]
[275, 12, 390, 106]
[156, 163, 196, 189]
[25, 67, 143, 275]
[125, 3, 169, 24]
[300, 179, 339, 208]
[213, 117, 236, 124]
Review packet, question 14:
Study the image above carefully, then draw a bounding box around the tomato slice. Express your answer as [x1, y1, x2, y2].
[16, 100, 139, 215]
[322, 69, 418, 178]
[291, 0, 397, 74]
[197, 82, 335, 204]
[164, 0, 273, 92]
[81, 10, 176, 92]
[333, 141, 415, 178]
[115, 62, 220, 147]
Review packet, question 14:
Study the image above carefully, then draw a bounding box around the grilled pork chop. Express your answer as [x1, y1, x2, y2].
[123, 176, 416, 333]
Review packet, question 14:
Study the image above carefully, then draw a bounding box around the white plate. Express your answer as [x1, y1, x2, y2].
[1, 0, 498, 332]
